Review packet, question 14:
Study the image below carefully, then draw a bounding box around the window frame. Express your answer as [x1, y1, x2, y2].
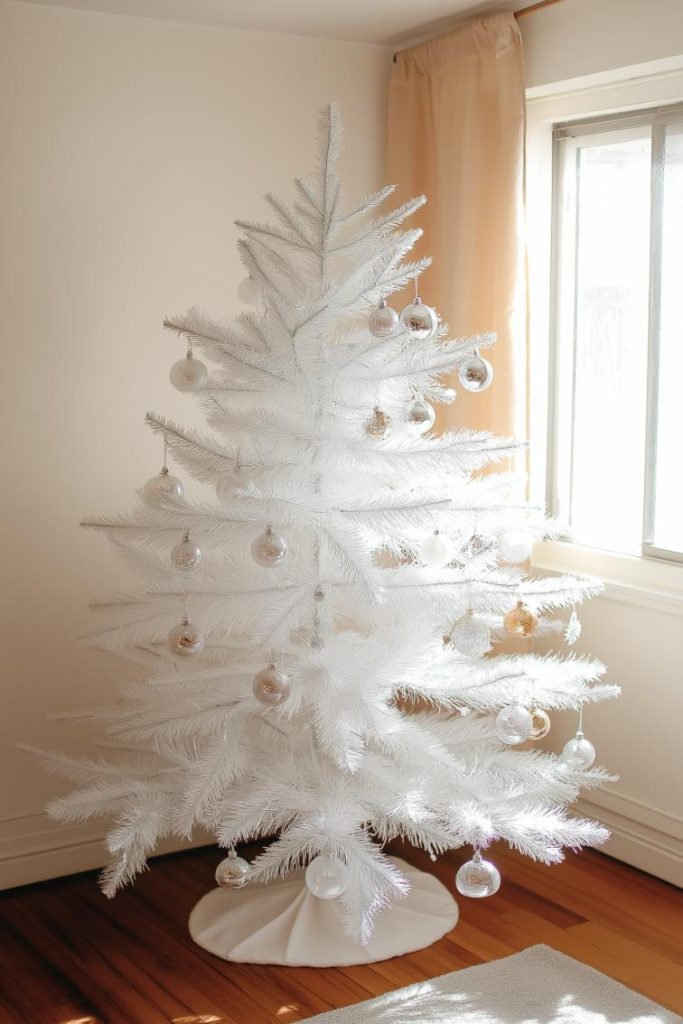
[547, 102, 683, 566]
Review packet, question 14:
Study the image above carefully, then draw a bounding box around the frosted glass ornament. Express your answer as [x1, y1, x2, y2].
[252, 664, 291, 706]
[364, 406, 391, 439]
[141, 467, 184, 509]
[504, 601, 538, 638]
[215, 851, 250, 889]
[167, 617, 205, 658]
[530, 708, 551, 740]
[448, 611, 491, 657]
[561, 732, 596, 770]
[419, 530, 454, 569]
[399, 297, 438, 340]
[171, 531, 202, 572]
[495, 704, 533, 745]
[237, 276, 259, 304]
[169, 352, 208, 393]
[304, 854, 348, 900]
[368, 298, 399, 338]
[498, 529, 534, 564]
[458, 355, 494, 393]
[251, 526, 288, 568]
[404, 396, 435, 435]
[455, 851, 500, 898]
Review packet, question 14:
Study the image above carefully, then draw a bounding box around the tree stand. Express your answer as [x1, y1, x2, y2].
[188, 856, 458, 966]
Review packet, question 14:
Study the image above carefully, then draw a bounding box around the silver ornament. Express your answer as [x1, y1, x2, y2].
[167, 616, 204, 658]
[305, 854, 348, 900]
[252, 663, 291, 705]
[399, 297, 438, 340]
[495, 704, 533, 744]
[171, 531, 202, 572]
[404, 396, 435, 435]
[169, 351, 208, 393]
[458, 355, 494, 392]
[368, 298, 399, 338]
[215, 851, 251, 889]
[251, 526, 288, 567]
[141, 467, 184, 509]
[455, 851, 501, 898]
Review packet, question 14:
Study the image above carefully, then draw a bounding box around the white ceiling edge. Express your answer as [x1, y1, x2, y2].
[9, 0, 536, 47]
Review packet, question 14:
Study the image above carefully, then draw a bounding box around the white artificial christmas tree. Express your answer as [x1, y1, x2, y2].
[29, 105, 618, 964]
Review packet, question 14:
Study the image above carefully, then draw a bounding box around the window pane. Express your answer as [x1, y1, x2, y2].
[569, 135, 651, 554]
[652, 126, 683, 554]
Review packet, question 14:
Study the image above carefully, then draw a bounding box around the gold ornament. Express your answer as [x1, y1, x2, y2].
[503, 600, 537, 637]
[529, 707, 551, 739]
[364, 406, 391, 439]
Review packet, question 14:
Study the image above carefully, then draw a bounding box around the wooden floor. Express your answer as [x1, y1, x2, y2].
[1, 842, 681, 1023]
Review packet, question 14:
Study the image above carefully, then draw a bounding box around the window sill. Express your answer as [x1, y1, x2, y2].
[532, 539, 683, 616]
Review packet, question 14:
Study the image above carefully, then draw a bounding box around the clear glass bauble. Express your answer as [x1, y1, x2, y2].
[364, 406, 391, 439]
[495, 704, 533, 744]
[237, 276, 260, 305]
[304, 854, 348, 900]
[169, 353, 208, 393]
[368, 299, 399, 338]
[251, 526, 288, 568]
[215, 852, 251, 889]
[498, 529, 534, 564]
[216, 464, 258, 502]
[448, 611, 491, 657]
[167, 617, 205, 658]
[399, 297, 438, 340]
[404, 397, 435, 435]
[455, 851, 501, 898]
[419, 530, 454, 569]
[141, 468, 184, 509]
[561, 733, 596, 770]
[252, 664, 291, 706]
[503, 601, 538, 638]
[530, 708, 551, 740]
[458, 355, 494, 393]
[171, 532, 201, 572]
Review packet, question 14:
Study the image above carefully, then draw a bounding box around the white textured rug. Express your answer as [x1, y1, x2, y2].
[303, 945, 681, 1023]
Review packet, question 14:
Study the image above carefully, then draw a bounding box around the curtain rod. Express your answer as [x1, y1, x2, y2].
[392, 0, 566, 62]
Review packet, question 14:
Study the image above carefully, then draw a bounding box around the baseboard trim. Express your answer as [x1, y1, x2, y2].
[0, 812, 214, 890]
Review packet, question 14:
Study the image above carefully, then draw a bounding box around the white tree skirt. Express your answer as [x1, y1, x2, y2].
[188, 855, 458, 966]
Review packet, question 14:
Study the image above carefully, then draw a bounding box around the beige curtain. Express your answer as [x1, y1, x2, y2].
[387, 12, 527, 439]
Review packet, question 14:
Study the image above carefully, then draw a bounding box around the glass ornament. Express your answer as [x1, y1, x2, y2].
[304, 854, 348, 900]
[399, 297, 438, 340]
[530, 708, 551, 740]
[252, 663, 291, 706]
[448, 611, 491, 657]
[169, 351, 208, 393]
[215, 851, 251, 889]
[368, 298, 399, 338]
[364, 406, 391, 440]
[458, 355, 494, 393]
[251, 526, 288, 568]
[495, 704, 533, 744]
[419, 530, 454, 569]
[216, 463, 259, 502]
[404, 396, 435, 435]
[463, 532, 491, 557]
[171, 531, 202, 572]
[498, 529, 534, 564]
[141, 467, 184, 509]
[167, 616, 205, 658]
[237, 276, 260, 305]
[561, 732, 596, 770]
[455, 851, 501, 898]
[504, 601, 538, 638]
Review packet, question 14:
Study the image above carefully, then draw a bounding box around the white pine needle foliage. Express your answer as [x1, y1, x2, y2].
[37, 104, 619, 942]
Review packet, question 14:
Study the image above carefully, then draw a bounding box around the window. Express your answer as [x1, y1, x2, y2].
[548, 104, 683, 562]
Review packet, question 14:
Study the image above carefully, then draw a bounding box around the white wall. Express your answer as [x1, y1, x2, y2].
[522, 0, 683, 91]
[522, 0, 683, 886]
[0, 0, 390, 886]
